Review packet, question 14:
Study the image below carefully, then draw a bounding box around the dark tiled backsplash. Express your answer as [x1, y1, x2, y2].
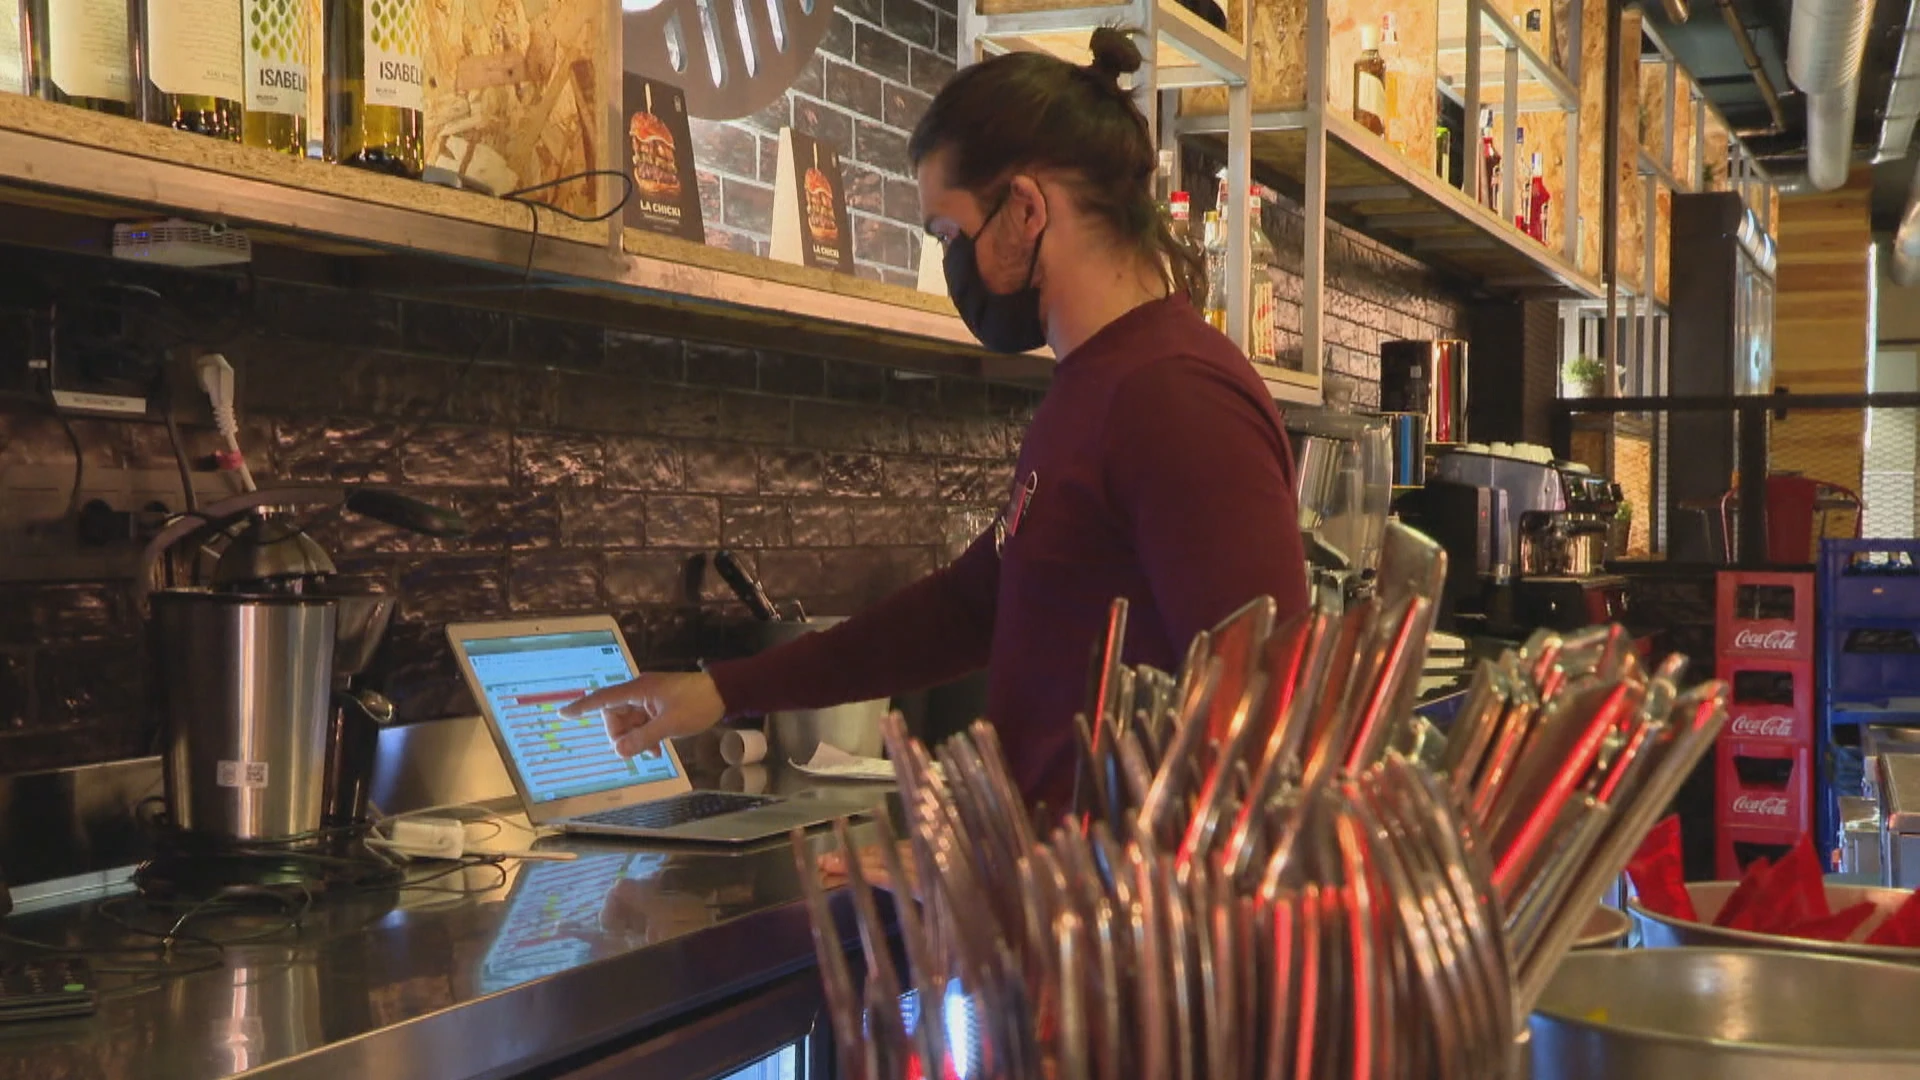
[0, 260, 1021, 774]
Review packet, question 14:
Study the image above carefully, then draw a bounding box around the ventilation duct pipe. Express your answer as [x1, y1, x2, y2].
[1891, 161, 1920, 285]
[1788, 0, 1874, 191]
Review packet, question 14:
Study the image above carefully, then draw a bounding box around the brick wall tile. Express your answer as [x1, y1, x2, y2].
[825, 59, 885, 119]
[696, 170, 724, 226]
[721, 498, 792, 547]
[855, 23, 912, 84]
[854, 214, 913, 269]
[690, 120, 760, 178]
[685, 342, 762, 390]
[843, 162, 886, 215]
[911, 412, 1003, 458]
[851, 502, 918, 544]
[458, 489, 561, 550]
[883, 177, 922, 225]
[843, 0, 883, 24]
[401, 302, 509, 361]
[606, 551, 694, 606]
[795, 400, 912, 453]
[685, 442, 761, 493]
[605, 435, 684, 491]
[882, 83, 931, 134]
[0, 652, 27, 729]
[704, 227, 757, 255]
[510, 551, 605, 613]
[753, 550, 828, 603]
[716, 392, 795, 444]
[35, 644, 140, 726]
[276, 418, 400, 484]
[758, 353, 826, 397]
[821, 11, 856, 58]
[825, 360, 889, 404]
[642, 385, 723, 439]
[853, 121, 909, 171]
[883, 457, 940, 499]
[793, 98, 856, 156]
[824, 452, 885, 496]
[758, 134, 780, 184]
[761, 449, 825, 494]
[740, 97, 792, 135]
[605, 331, 685, 382]
[881, 0, 938, 48]
[791, 502, 856, 547]
[792, 54, 825, 98]
[937, 11, 956, 60]
[401, 426, 511, 487]
[909, 46, 957, 96]
[563, 491, 650, 549]
[720, 177, 776, 234]
[648, 495, 722, 548]
[511, 315, 603, 368]
[397, 556, 509, 624]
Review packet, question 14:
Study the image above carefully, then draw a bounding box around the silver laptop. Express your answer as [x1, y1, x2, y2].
[447, 615, 871, 843]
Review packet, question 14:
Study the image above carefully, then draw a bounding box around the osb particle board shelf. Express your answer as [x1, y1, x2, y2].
[0, 92, 1058, 385]
[1182, 110, 1603, 297]
[971, 0, 1249, 84]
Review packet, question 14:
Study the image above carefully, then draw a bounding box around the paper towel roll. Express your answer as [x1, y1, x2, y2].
[719, 764, 770, 794]
[720, 727, 769, 766]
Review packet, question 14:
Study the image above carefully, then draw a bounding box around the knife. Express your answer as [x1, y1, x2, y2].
[712, 549, 782, 621]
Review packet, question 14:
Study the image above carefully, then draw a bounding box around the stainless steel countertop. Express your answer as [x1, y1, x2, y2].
[0, 781, 891, 1080]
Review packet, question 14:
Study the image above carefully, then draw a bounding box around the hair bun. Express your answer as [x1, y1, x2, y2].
[1087, 27, 1144, 83]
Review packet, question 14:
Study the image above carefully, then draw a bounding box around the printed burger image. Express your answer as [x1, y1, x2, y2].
[619, 74, 704, 241]
[805, 155, 839, 246]
[629, 108, 681, 200]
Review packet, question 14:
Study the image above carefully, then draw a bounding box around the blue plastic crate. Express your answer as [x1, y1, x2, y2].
[1821, 539, 1920, 623]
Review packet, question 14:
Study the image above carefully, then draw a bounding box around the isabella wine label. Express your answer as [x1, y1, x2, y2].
[621, 73, 703, 242]
[770, 127, 853, 274]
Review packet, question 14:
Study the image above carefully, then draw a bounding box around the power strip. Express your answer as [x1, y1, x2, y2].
[380, 818, 466, 860]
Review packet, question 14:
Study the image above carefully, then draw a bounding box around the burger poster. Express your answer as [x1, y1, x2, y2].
[770, 128, 855, 275]
[621, 74, 704, 242]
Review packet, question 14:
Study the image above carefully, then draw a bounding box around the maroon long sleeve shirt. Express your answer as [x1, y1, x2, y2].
[707, 296, 1309, 814]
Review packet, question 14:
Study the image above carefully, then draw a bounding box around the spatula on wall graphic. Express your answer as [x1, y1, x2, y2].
[621, 0, 838, 120]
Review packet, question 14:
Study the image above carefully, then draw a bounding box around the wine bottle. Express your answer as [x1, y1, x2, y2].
[1247, 188, 1278, 365]
[325, 0, 423, 178]
[1352, 25, 1385, 137]
[0, 3, 25, 93]
[242, 0, 311, 154]
[25, 0, 133, 115]
[1528, 152, 1551, 241]
[134, 0, 243, 140]
[1201, 210, 1228, 332]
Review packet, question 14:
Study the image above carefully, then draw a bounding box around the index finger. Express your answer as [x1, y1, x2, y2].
[558, 680, 645, 718]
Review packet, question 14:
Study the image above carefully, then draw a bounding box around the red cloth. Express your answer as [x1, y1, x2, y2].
[1787, 901, 1877, 943]
[1747, 837, 1829, 935]
[706, 297, 1309, 814]
[1867, 889, 1920, 947]
[1626, 815, 1696, 922]
[1715, 858, 1773, 931]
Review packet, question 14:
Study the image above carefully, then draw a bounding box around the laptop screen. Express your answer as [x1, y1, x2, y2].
[462, 629, 680, 803]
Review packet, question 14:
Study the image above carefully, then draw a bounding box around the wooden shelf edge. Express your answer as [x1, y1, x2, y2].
[1265, 370, 1324, 406]
[0, 93, 1017, 372]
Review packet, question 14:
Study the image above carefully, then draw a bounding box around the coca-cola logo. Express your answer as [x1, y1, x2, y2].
[1733, 627, 1799, 651]
[1730, 715, 1797, 738]
[1731, 794, 1791, 817]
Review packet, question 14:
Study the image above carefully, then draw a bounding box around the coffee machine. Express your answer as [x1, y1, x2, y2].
[138, 487, 463, 853]
[1413, 445, 1626, 634]
[1285, 409, 1393, 611]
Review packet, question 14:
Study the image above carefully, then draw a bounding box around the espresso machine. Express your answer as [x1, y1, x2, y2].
[1285, 409, 1393, 611]
[136, 487, 464, 884]
[1414, 445, 1626, 635]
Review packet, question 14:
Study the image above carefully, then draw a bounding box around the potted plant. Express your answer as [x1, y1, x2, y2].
[1563, 355, 1607, 397]
[1610, 499, 1633, 558]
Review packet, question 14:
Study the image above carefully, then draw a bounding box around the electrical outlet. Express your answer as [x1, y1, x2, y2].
[0, 464, 233, 582]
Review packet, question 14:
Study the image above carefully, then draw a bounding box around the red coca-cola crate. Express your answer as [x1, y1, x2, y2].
[1716, 740, 1814, 834]
[1717, 570, 1815, 662]
[1720, 657, 1815, 748]
[1715, 823, 1805, 881]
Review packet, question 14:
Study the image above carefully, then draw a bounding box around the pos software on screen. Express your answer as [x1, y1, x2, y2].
[463, 630, 678, 802]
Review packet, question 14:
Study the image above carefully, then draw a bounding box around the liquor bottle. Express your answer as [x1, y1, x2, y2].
[1201, 209, 1228, 332]
[1170, 190, 1191, 242]
[1352, 24, 1385, 137]
[1479, 109, 1499, 211]
[0, 2, 23, 93]
[133, 0, 243, 140]
[1527, 152, 1551, 241]
[242, 0, 312, 155]
[1155, 148, 1176, 212]
[1379, 14, 1402, 153]
[1247, 188, 1279, 364]
[326, 0, 423, 178]
[1513, 127, 1529, 229]
[1435, 126, 1452, 184]
[25, 0, 133, 114]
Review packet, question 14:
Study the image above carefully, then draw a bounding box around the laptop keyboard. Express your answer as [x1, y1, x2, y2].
[575, 791, 778, 831]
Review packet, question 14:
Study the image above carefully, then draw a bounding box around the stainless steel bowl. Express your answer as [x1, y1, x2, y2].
[1630, 881, 1920, 963]
[1575, 904, 1632, 949]
[1531, 948, 1920, 1078]
[756, 618, 887, 763]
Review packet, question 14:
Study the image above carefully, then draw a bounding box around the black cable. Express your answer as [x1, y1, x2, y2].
[160, 381, 198, 515]
[55, 409, 84, 519]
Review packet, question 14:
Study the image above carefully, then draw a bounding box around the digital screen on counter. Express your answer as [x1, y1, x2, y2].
[463, 630, 678, 802]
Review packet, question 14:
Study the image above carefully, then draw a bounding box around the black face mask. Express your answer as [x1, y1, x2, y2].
[944, 193, 1047, 354]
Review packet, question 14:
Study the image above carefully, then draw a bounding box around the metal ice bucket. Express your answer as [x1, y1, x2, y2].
[756, 617, 887, 763]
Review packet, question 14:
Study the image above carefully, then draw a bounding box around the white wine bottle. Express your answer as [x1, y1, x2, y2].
[25, 0, 133, 115]
[0, 3, 26, 94]
[134, 0, 244, 140]
[242, 0, 310, 154]
[324, 0, 422, 177]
